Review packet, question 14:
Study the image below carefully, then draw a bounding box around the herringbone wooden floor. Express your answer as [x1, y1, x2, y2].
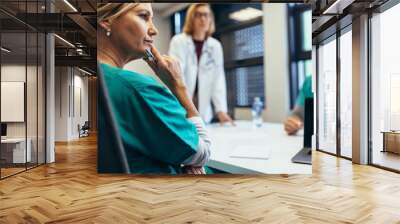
[1, 135, 400, 224]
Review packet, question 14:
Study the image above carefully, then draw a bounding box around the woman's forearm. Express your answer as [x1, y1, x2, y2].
[171, 84, 199, 118]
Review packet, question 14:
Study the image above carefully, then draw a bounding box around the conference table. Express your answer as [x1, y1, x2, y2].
[205, 121, 312, 174]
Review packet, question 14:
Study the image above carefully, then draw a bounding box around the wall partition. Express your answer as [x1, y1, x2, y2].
[0, 0, 46, 179]
[316, 23, 353, 159]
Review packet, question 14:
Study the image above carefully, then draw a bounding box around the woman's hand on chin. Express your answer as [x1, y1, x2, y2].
[144, 46, 199, 118]
[143, 46, 185, 91]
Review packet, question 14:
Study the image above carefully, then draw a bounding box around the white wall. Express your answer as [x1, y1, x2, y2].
[124, 13, 171, 78]
[262, 4, 290, 123]
[1, 64, 26, 81]
[1, 65, 35, 137]
[1, 65, 26, 139]
[55, 66, 69, 141]
[54, 67, 89, 141]
[72, 74, 89, 138]
[1, 63, 46, 163]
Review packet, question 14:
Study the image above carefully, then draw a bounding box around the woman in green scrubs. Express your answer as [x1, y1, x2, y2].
[97, 3, 211, 174]
[284, 76, 313, 135]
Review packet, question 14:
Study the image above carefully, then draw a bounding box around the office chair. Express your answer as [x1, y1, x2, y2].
[97, 63, 131, 173]
[78, 121, 90, 138]
[82, 121, 90, 131]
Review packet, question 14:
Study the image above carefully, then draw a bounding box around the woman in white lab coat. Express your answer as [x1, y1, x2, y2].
[168, 3, 233, 124]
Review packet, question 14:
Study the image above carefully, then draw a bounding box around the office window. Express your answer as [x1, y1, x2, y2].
[371, 2, 400, 171]
[317, 36, 337, 155]
[173, 13, 181, 34]
[212, 3, 264, 113]
[294, 59, 312, 89]
[288, 4, 312, 109]
[339, 28, 352, 158]
[220, 24, 265, 109]
[301, 10, 312, 52]
[225, 24, 264, 61]
[226, 65, 264, 107]
[170, 9, 186, 36]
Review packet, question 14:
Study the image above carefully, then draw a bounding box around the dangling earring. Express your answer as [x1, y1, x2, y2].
[106, 29, 111, 37]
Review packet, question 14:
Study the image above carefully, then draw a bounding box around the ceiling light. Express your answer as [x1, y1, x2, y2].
[54, 34, 75, 48]
[1, 47, 11, 53]
[63, 0, 78, 12]
[75, 42, 84, 47]
[322, 0, 355, 15]
[78, 67, 92, 76]
[322, 0, 342, 14]
[76, 48, 86, 56]
[229, 7, 263, 22]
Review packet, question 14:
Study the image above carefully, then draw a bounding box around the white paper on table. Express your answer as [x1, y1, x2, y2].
[229, 145, 270, 160]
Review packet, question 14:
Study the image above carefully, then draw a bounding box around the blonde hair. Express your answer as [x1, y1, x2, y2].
[97, 3, 139, 25]
[183, 4, 215, 37]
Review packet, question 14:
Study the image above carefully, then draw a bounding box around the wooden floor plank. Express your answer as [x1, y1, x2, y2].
[0, 135, 400, 223]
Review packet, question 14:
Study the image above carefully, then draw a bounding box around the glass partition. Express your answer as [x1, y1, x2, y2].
[0, 0, 46, 179]
[317, 36, 337, 154]
[1, 31, 28, 177]
[339, 28, 352, 158]
[371, 2, 400, 171]
[38, 32, 45, 165]
[27, 31, 38, 169]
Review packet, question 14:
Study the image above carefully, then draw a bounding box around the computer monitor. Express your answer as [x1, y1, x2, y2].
[291, 97, 313, 164]
[303, 97, 314, 148]
[1, 123, 7, 137]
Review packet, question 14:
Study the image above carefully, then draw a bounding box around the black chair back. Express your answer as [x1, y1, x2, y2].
[97, 63, 131, 173]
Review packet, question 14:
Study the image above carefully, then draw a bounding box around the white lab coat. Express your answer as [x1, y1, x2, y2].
[168, 33, 228, 123]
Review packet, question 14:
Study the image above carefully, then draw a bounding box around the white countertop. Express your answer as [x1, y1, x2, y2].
[205, 121, 312, 174]
[1, 138, 28, 143]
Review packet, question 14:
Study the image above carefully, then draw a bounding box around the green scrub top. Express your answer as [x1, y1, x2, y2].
[295, 76, 313, 107]
[99, 63, 199, 174]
